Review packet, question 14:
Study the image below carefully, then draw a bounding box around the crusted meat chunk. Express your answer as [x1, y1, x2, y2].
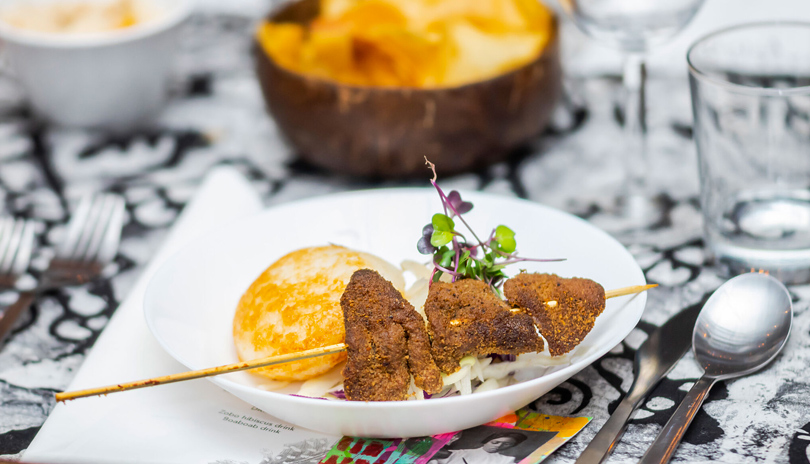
[391, 299, 444, 395]
[504, 273, 605, 357]
[341, 269, 442, 401]
[425, 279, 545, 373]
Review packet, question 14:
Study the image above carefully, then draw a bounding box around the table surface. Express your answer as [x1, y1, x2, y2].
[1, 9, 809, 464]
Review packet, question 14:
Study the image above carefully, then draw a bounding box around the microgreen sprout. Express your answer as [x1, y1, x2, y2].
[418, 159, 564, 291]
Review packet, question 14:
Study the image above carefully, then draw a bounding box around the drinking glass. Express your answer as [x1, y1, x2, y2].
[560, 0, 705, 217]
[689, 22, 810, 284]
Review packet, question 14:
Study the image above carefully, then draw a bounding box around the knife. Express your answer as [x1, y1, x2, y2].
[574, 302, 701, 464]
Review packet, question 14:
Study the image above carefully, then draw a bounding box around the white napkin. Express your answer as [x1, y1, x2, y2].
[24, 166, 339, 464]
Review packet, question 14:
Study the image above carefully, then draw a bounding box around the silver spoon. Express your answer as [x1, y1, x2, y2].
[638, 273, 792, 464]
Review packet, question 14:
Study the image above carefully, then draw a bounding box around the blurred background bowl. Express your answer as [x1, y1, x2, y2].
[0, 0, 192, 131]
[255, 0, 562, 179]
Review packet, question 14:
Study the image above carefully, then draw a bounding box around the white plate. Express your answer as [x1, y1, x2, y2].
[144, 188, 647, 438]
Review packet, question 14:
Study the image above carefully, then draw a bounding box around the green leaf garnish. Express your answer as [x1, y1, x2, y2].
[417, 158, 565, 290]
[494, 225, 516, 253]
[431, 231, 454, 247]
[432, 213, 454, 231]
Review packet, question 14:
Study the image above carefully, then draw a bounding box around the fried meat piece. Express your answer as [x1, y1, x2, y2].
[392, 298, 444, 395]
[504, 273, 605, 357]
[341, 269, 442, 401]
[425, 279, 545, 373]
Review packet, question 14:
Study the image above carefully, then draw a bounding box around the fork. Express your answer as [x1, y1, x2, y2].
[0, 217, 36, 290]
[0, 194, 125, 346]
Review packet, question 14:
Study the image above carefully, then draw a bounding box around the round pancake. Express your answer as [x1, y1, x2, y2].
[233, 245, 404, 381]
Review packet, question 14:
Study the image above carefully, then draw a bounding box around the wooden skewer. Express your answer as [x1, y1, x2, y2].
[55, 343, 347, 402]
[605, 283, 657, 299]
[55, 283, 657, 402]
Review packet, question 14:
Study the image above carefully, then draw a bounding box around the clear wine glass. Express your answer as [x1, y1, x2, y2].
[559, 0, 705, 219]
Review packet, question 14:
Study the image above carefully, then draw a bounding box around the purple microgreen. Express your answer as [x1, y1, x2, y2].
[417, 238, 434, 255]
[420, 158, 565, 291]
[424, 159, 484, 245]
[417, 224, 436, 255]
[447, 190, 473, 216]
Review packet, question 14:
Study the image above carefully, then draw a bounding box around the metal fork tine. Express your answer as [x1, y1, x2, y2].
[66, 195, 106, 262]
[0, 195, 125, 348]
[0, 219, 24, 275]
[56, 194, 94, 260]
[11, 220, 35, 277]
[0, 218, 13, 274]
[82, 195, 118, 263]
[91, 195, 125, 265]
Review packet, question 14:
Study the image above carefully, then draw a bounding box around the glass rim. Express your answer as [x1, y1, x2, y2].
[687, 21, 810, 96]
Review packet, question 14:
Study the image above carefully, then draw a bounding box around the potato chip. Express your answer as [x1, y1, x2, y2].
[441, 18, 545, 86]
[301, 29, 364, 84]
[319, 0, 355, 18]
[513, 0, 554, 33]
[353, 39, 405, 87]
[256, 22, 305, 70]
[354, 26, 445, 86]
[315, 0, 407, 30]
[422, 0, 526, 30]
[256, 0, 554, 88]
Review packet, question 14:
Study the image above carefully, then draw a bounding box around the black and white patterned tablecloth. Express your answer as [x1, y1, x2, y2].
[1, 9, 809, 464]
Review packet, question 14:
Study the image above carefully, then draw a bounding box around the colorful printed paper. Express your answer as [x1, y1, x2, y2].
[320, 436, 402, 464]
[389, 433, 460, 464]
[509, 410, 592, 463]
[319, 411, 591, 464]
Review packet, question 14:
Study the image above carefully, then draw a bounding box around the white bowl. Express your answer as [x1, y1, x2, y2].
[0, 0, 192, 130]
[144, 189, 647, 438]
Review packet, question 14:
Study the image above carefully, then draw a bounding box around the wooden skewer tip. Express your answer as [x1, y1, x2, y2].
[605, 283, 658, 299]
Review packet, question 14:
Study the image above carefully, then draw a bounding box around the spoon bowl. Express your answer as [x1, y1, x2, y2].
[694, 273, 793, 378]
[640, 272, 793, 464]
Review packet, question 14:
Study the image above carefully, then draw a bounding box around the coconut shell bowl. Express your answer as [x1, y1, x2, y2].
[254, 0, 563, 178]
